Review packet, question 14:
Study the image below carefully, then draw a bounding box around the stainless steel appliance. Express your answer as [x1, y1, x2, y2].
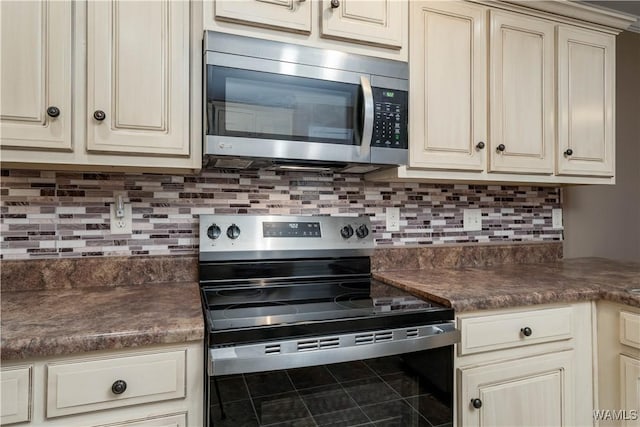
[199, 214, 460, 427]
[203, 31, 408, 173]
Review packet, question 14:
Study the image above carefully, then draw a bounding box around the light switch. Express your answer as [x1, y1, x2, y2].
[463, 209, 482, 232]
[552, 208, 563, 229]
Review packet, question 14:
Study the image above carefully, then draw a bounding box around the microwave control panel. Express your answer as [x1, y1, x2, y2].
[372, 88, 408, 150]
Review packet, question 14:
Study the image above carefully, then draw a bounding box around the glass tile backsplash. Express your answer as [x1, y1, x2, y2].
[0, 169, 561, 259]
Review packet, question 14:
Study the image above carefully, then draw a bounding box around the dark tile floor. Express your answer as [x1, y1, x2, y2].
[210, 356, 453, 427]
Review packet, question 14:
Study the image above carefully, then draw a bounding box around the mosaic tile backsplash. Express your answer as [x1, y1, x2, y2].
[0, 169, 562, 259]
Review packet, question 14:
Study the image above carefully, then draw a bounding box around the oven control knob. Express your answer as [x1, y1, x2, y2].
[207, 224, 221, 240]
[340, 225, 354, 239]
[356, 224, 369, 239]
[226, 224, 241, 239]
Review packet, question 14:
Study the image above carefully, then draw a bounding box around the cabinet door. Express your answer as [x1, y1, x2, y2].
[214, 0, 311, 33]
[87, 1, 190, 156]
[489, 11, 554, 174]
[0, 1, 72, 150]
[620, 355, 640, 427]
[557, 26, 615, 177]
[0, 366, 31, 425]
[409, 1, 487, 171]
[459, 351, 575, 426]
[320, 0, 404, 48]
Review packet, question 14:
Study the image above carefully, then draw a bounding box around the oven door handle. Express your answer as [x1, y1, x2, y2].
[208, 323, 460, 376]
[359, 75, 374, 158]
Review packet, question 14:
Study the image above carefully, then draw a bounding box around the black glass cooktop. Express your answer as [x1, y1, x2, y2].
[202, 280, 453, 345]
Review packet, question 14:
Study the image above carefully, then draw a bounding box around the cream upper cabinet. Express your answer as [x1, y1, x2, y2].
[1, 0, 200, 171]
[489, 11, 555, 174]
[408, 4, 555, 175]
[214, 0, 311, 34]
[206, 0, 407, 57]
[459, 351, 575, 427]
[556, 26, 615, 177]
[87, 1, 190, 156]
[0, 0, 72, 151]
[320, 0, 403, 48]
[409, 1, 487, 171]
[368, 1, 631, 185]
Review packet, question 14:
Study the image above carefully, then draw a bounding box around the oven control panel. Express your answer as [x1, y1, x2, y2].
[199, 215, 374, 260]
[263, 221, 321, 238]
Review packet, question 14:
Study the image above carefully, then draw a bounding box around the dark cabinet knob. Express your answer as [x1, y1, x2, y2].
[471, 398, 482, 409]
[46, 106, 60, 118]
[356, 224, 369, 239]
[340, 225, 354, 239]
[111, 380, 127, 395]
[93, 110, 106, 121]
[330, 0, 340, 8]
[496, 144, 506, 152]
[564, 148, 573, 156]
[521, 326, 532, 337]
[207, 224, 221, 240]
[476, 141, 485, 150]
[226, 224, 241, 239]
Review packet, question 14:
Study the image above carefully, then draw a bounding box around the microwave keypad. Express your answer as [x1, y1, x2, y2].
[374, 103, 402, 146]
[372, 88, 407, 149]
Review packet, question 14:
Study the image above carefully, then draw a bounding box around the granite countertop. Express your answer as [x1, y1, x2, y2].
[1, 282, 204, 361]
[373, 258, 640, 312]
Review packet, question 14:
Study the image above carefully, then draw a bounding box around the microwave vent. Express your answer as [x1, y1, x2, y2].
[214, 158, 254, 169]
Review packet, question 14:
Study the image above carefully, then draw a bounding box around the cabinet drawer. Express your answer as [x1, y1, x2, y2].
[0, 365, 31, 425]
[47, 350, 186, 418]
[620, 311, 640, 350]
[459, 306, 573, 355]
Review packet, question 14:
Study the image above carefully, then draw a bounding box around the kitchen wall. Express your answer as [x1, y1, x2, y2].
[0, 168, 561, 260]
[564, 30, 640, 262]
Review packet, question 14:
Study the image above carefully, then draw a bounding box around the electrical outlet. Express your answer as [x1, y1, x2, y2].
[386, 207, 400, 232]
[463, 209, 482, 232]
[110, 203, 132, 234]
[552, 208, 563, 229]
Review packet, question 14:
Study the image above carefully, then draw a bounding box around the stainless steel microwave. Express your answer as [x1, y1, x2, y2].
[203, 31, 408, 173]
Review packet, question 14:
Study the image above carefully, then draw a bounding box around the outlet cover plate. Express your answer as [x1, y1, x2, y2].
[463, 209, 482, 232]
[110, 204, 132, 234]
[552, 208, 563, 229]
[386, 207, 400, 232]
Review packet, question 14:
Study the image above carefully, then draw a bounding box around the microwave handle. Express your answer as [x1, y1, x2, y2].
[359, 76, 374, 157]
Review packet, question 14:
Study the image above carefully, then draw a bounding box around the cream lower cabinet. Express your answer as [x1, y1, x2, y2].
[455, 303, 594, 427]
[1, 0, 201, 172]
[459, 351, 574, 426]
[597, 302, 640, 427]
[0, 342, 203, 427]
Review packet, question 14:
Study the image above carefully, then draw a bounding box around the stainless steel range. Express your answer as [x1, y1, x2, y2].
[199, 214, 460, 427]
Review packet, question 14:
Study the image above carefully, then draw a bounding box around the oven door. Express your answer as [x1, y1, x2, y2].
[208, 346, 454, 427]
[204, 54, 374, 164]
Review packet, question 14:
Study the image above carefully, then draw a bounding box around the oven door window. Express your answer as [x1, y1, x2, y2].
[209, 349, 453, 427]
[206, 65, 361, 146]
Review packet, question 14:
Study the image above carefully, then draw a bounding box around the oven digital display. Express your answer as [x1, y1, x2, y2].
[263, 222, 321, 238]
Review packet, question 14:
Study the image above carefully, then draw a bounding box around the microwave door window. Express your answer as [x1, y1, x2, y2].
[207, 66, 359, 146]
